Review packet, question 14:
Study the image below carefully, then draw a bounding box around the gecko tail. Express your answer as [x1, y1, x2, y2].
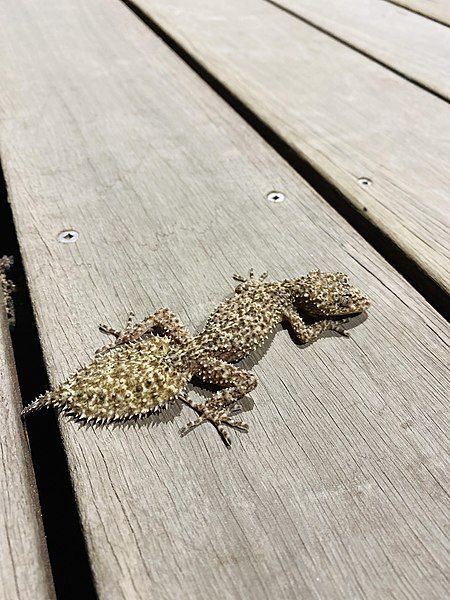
[21, 392, 55, 417]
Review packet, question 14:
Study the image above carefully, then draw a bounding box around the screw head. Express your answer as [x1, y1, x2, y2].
[58, 230, 79, 243]
[267, 191, 285, 203]
[357, 177, 372, 187]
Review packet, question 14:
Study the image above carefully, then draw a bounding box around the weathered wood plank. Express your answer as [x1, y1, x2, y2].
[132, 0, 450, 296]
[269, 0, 450, 99]
[0, 294, 55, 599]
[387, 0, 450, 26]
[1, 0, 449, 598]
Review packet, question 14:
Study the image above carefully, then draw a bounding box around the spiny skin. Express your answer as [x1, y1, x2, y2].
[22, 270, 370, 445]
[0, 256, 15, 326]
[23, 335, 188, 422]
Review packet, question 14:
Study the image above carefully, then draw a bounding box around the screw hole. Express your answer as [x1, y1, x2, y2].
[58, 230, 79, 243]
[358, 177, 372, 187]
[267, 191, 285, 203]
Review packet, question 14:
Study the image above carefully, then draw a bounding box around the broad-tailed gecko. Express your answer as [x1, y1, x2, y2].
[23, 270, 370, 445]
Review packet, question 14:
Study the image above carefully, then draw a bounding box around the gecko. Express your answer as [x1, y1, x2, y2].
[22, 270, 370, 445]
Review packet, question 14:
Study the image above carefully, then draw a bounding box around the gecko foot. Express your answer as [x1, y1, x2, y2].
[180, 395, 249, 446]
[233, 269, 268, 283]
[329, 318, 351, 337]
[96, 311, 139, 354]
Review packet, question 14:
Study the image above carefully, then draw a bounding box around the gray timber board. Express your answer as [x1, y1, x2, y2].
[0, 298, 55, 599]
[134, 0, 450, 295]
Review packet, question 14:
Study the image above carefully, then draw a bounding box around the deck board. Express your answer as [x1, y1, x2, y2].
[387, 0, 450, 26]
[1, 0, 449, 598]
[0, 297, 55, 599]
[132, 0, 450, 295]
[269, 0, 450, 99]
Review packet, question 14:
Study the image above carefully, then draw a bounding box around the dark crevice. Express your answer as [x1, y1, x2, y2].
[0, 165, 98, 599]
[121, 0, 449, 320]
[263, 0, 449, 104]
[382, 0, 449, 28]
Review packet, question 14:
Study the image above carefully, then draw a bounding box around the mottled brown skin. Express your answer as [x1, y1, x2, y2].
[0, 255, 15, 326]
[22, 270, 370, 446]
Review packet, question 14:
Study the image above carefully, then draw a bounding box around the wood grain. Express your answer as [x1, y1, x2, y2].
[1, 0, 449, 598]
[269, 0, 450, 99]
[0, 299, 55, 599]
[386, 0, 450, 26]
[132, 0, 450, 295]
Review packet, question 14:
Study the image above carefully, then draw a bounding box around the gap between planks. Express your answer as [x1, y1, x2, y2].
[384, 0, 450, 27]
[264, 0, 450, 101]
[0, 167, 97, 599]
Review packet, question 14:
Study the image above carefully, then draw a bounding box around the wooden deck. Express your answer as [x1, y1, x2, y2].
[1, 1, 448, 598]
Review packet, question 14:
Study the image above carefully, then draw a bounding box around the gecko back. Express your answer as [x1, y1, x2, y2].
[22, 335, 187, 423]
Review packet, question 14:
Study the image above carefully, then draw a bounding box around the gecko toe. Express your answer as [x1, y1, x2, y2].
[180, 402, 249, 445]
[179, 415, 206, 436]
[99, 324, 121, 337]
[222, 417, 249, 432]
[335, 326, 350, 337]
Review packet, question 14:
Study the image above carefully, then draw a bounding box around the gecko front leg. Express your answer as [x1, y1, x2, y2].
[233, 269, 268, 295]
[283, 307, 349, 344]
[97, 308, 192, 353]
[180, 359, 257, 446]
[233, 269, 268, 283]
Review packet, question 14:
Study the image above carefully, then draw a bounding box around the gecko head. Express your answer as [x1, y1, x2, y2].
[295, 271, 370, 317]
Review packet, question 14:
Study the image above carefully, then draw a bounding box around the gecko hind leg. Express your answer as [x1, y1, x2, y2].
[99, 311, 135, 338]
[180, 360, 257, 446]
[97, 308, 192, 354]
[97, 311, 136, 353]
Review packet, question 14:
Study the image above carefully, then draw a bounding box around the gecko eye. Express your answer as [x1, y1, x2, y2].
[339, 295, 351, 306]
